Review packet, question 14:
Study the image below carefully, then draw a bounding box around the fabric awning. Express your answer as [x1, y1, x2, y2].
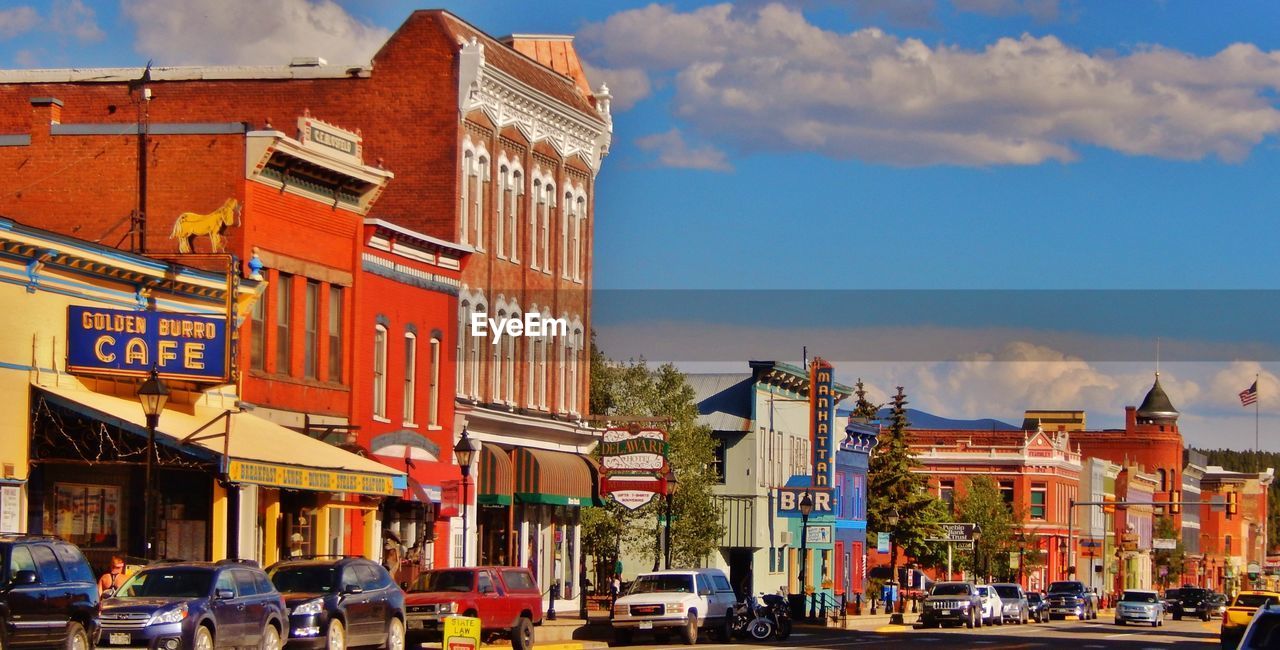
[513, 447, 595, 506]
[477, 443, 513, 506]
[37, 384, 403, 496]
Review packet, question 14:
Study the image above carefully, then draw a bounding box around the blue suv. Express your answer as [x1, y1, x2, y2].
[267, 556, 405, 649]
[98, 560, 286, 650]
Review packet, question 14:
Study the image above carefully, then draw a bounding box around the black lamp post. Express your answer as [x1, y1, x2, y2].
[972, 524, 983, 584]
[798, 491, 814, 617]
[1058, 537, 1069, 581]
[887, 507, 902, 623]
[136, 369, 169, 560]
[664, 468, 678, 570]
[453, 427, 476, 567]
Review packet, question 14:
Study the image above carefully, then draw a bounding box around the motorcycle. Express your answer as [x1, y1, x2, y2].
[760, 593, 792, 640]
[731, 594, 776, 641]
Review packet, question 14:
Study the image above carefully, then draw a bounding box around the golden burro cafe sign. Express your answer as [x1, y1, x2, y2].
[66, 306, 229, 382]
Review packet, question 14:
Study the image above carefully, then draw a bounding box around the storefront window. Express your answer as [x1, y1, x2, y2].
[50, 483, 120, 550]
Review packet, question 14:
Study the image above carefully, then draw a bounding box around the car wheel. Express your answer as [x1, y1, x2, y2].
[65, 622, 89, 650]
[996, 614, 1004, 626]
[1174, 613, 1182, 621]
[681, 613, 698, 645]
[383, 618, 405, 650]
[194, 626, 215, 650]
[614, 628, 632, 646]
[510, 617, 534, 650]
[259, 624, 281, 650]
[1115, 619, 1124, 626]
[966, 610, 975, 629]
[327, 619, 347, 650]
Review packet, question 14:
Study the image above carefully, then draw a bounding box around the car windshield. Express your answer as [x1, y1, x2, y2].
[1244, 614, 1280, 649]
[976, 586, 992, 597]
[116, 569, 212, 598]
[1122, 592, 1158, 603]
[269, 565, 335, 594]
[931, 583, 971, 596]
[1235, 594, 1280, 609]
[1026, 593, 1042, 602]
[994, 586, 1020, 599]
[627, 575, 695, 594]
[411, 571, 474, 593]
[1047, 582, 1080, 593]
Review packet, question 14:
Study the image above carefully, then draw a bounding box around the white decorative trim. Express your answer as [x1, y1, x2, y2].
[458, 41, 610, 174]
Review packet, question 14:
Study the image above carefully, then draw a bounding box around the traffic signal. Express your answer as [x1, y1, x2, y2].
[1170, 490, 1182, 515]
[1227, 491, 1239, 519]
[1103, 496, 1115, 514]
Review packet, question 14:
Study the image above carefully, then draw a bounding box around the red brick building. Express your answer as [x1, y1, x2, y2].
[0, 11, 610, 595]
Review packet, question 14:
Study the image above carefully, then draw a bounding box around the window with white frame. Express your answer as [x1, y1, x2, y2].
[496, 166, 508, 259]
[492, 310, 505, 401]
[504, 325, 516, 405]
[540, 182, 554, 274]
[566, 327, 581, 414]
[473, 155, 488, 251]
[403, 332, 417, 424]
[530, 180, 543, 270]
[460, 151, 473, 246]
[470, 303, 484, 399]
[428, 337, 440, 426]
[561, 191, 572, 280]
[509, 169, 522, 262]
[536, 336, 548, 409]
[573, 195, 586, 282]
[526, 329, 536, 405]
[456, 301, 469, 396]
[373, 325, 388, 419]
[557, 332, 567, 412]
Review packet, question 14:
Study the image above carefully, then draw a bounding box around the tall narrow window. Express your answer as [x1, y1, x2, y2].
[275, 273, 293, 375]
[509, 170, 522, 262]
[540, 184, 553, 274]
[470, 304, 484, 399]
[537, 337, 548, 409]
[574, 196, 586, 281]
[557, 334, 567, 412]
[504, 326, 516, 404]
[460, 151, 473, 245]
[940, 480, 956, 513]
[526, 332, 536, 405]
[474, 156, 488, 251]
[328, 286, 343, 382]
[403, 332, 417, 424]
[250, 283, 266, 371]
[492, 311, 505, 401]
[567, 329, 580, 414]
[304, 280, 320, 379]
[999, 480, 1015, 508]
[530, 180, 542, 270]
[373, 325, 387, 419]
[496, 166, 508, 258]
[561, 191, 572, 280]
[428, 337, 440, 426]
[457, 302, 469, 397]
[1031, 483, 1047, 520]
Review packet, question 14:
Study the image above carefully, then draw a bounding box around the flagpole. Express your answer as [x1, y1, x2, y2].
[1256, 373, 1261, 455]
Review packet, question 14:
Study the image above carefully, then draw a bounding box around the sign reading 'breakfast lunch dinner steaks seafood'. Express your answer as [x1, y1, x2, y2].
[600, 426, 669, 510]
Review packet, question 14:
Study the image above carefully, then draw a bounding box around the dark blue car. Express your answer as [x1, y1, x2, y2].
[98, 560, 286, 650]
[267, 556, 405, 650]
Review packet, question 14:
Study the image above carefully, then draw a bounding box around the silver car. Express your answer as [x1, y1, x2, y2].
[993, 583, 1030, 624]
[1115, 589, 1163, 627]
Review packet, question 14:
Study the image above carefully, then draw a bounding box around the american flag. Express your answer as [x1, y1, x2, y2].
[1240, 381, 1259, 407]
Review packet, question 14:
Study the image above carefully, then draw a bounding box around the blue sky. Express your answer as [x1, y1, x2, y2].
[4, 1, 1280, 448]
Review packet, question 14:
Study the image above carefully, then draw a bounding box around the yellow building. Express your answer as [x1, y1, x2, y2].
[0, 217, 402, 571]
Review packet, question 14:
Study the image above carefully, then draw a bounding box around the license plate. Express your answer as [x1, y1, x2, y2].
[639, 621, 653, 630]
[110, 633, 131, 645]
[420, 620, 433, 629]
[940, 610, 950, 615]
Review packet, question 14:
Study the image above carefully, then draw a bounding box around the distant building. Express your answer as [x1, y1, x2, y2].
[1022, 409, 1087, 432]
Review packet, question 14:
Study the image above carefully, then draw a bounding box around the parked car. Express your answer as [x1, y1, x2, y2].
[404, 566, 542, 650]
[920, 582, 983, 629]
[1174, 586, 1213, 621]
[1046, 581, 1099, 620]
[98, 559, 286, 650]
[975, 585, 1005, 626]
[1237, 602, 1280, 649]
[993, 583, 1029, 624]
[1164, 588, 1182, 614]
[268, 556, 405, 649]
[0, 535, 99, 650]
[1205, 593, 1229, 619]
[610, 568, 737, 645]
[1115, 589, 1163, 627]
[1222, 590, 1280, 648]
[1025, 592, 1048, 623]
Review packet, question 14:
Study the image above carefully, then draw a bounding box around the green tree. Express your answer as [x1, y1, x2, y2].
[584, 340, 724, 574]
[867, 387, 947, 583]
[1153, 516, 1186, 589]
[850, 378, 880, 421]
[954, 476, 1024, 582]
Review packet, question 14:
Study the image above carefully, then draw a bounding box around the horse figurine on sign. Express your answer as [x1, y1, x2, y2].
[170, 198, 241, 253]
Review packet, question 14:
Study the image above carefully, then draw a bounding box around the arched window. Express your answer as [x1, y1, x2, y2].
[561, 191, 573, 280]
[573, 195, 586, 282]
[496, 166, 508, 258]
[540, 183, 554, 275]
[505, 310, 518, 404]
[492, 310, 506, 401]
[536, 335, 548, 409]
[557, 330, 567, 412]
[428, 337, 440, 426]
[530, 179, 543, 270]
[509, 169, 523, 262]
[1157, 468, 1167, 492]
[460, 150, 473, 245]
[457, 301, 469, 394]
[470, 303, 485, 399]
[404, 331, 417, 424]
[373, 324, 388, 419]
[567, 327, 581, 414]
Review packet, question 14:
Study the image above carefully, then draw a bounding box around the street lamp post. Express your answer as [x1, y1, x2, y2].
[972, 524, 983, 584]
[1058, 537, 1069, 581]
[136, 369, 169, 561]
[664, 468, 678, 570]
[453, 427, 476, 567]
[798, 491, 814, 619]
[887, 508, 902, 624]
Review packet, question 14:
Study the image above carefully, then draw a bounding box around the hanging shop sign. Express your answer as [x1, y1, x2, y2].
[600, 426, 669, 510]
[877, 532, 891, 553]
[66, 306, 229, 382]
[810, 358, 835, 489]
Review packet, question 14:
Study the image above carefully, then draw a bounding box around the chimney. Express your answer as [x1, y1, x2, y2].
[1125, 405, 1137, 431]
[30, 97, 62, 136]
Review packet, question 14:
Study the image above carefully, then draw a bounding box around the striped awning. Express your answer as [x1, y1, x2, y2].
[477, 443, 513, 506]
[513, 447, 595, 507]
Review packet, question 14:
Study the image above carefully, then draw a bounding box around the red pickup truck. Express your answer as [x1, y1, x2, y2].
[404, 566, 543, 650]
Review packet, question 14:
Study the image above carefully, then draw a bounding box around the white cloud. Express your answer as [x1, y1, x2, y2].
[635, 128, 734, 171]
[579, 3, 1280, 166]
[14, 49, 39, 67]
[123, 0, 390, 65]
[49, 0, 102, 43]
[581, 62, 653, 111]
[1207, 361, 1280, 411]
[0, 6, 39, 40]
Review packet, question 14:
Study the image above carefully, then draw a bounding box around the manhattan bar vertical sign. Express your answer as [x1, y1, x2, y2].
[811, 358, 835, 489]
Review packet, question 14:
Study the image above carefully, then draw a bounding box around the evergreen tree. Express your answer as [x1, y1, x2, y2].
[851, 378, 880, 421]
[867, 387, 947, 579]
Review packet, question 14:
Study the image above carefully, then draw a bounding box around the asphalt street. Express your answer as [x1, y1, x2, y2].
[615, 614, 1223, 649]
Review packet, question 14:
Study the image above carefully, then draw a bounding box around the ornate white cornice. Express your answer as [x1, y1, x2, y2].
[457, 37, 611, 174]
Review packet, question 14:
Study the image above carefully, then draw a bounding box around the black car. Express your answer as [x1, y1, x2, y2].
[268, 556, 406, 650]
[1173, 587, 1212, 621]
[1025, 592, 1047, 623]
[99, 559, 286, 650]
[0, 535, 99, 649]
